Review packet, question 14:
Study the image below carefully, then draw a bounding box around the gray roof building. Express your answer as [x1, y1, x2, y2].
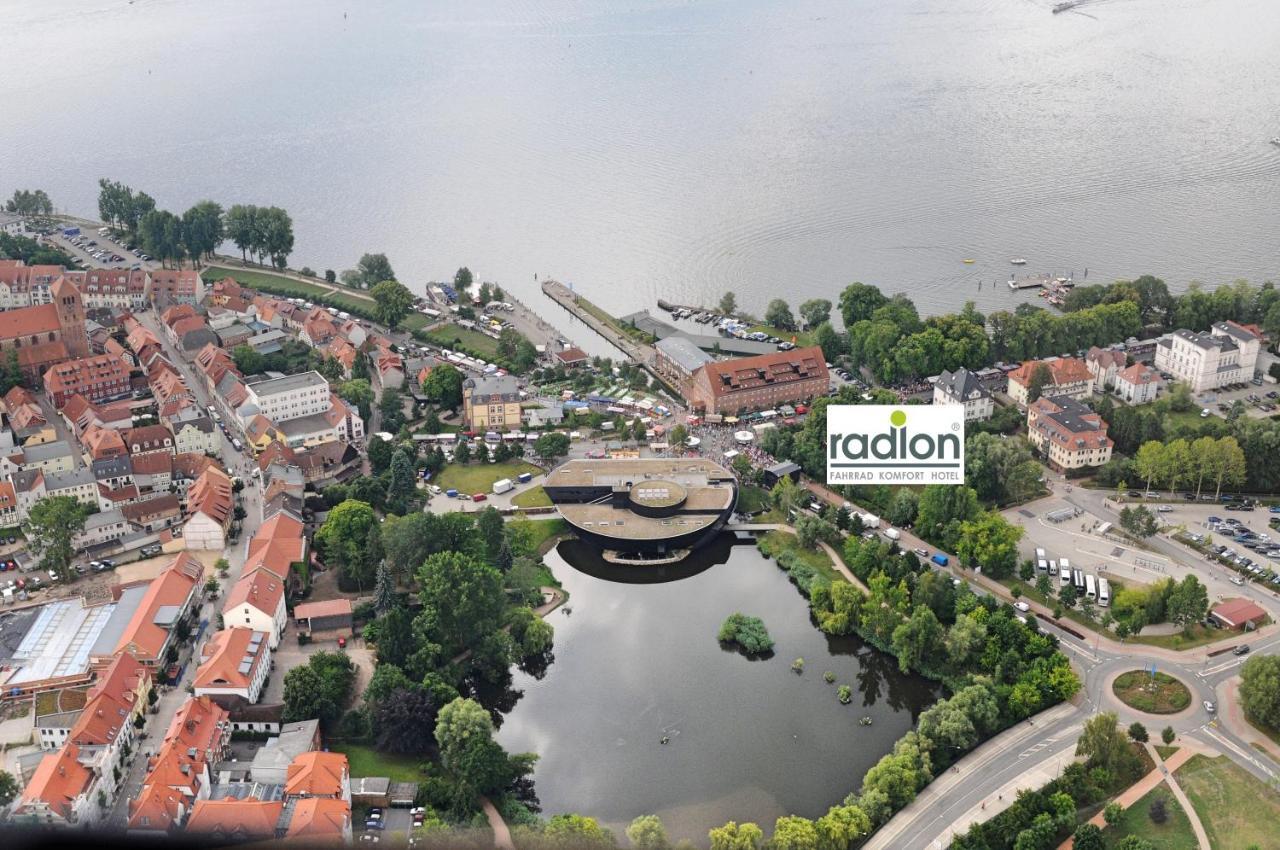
[935, 368, 991, 402]
[656, 336, 715, 375]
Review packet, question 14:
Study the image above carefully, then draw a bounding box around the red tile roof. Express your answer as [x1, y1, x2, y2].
[18, 744, 94, 820]
[285, 797, 350, 843]
[697, 346, 827, 399]
[292, 599, 353, 621]
[187, 797, 283, 840]
[1009, 356, 1092, 389]
[1210, 598, 1267, 627]
[113, 553, 203, 662]
[193, 628, 267, 692]
[285, 751, 349, 799]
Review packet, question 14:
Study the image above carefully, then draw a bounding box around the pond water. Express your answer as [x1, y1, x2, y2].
[495, 535, 940, 842]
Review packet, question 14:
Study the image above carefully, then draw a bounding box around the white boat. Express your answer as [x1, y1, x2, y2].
[1010, 258, 1027, 265]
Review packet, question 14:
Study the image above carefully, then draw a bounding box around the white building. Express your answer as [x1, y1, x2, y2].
[932, 368, 994, 421]
[193, 629, 272, 704]
[241, 371, 330, 425]
[223, 569, 288, 649]
[1114, 363, 1162, 405]
[1153, 321, 1262, 393]
[172, 417, 220, 456]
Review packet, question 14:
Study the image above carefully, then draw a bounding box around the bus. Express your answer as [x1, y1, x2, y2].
[1072, 570, 1085, 591]
[1085, 574, 1097, 601]
[1098, 578, 1111, 608]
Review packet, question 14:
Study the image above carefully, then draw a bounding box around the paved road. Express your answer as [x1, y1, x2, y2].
[803, 478, 1280, 849]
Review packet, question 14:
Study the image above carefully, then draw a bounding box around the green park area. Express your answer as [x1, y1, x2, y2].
[736, 485, 770, 515]
[511, 485, 551, 509]
[436, 460, 540, 495]
[202, 265, 377, 317]
[417, 324, 502, 360]
[757, 529, 844, 586]
[1178, 753, 1280, 850]
[1112, 670, 1192, 714]
[1103, 783, 1197, 850]
[333, 743, 424, 783]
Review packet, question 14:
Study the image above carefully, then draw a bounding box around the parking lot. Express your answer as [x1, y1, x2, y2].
[51, 225, 153, 270]
[1194, 380, 1280, 420]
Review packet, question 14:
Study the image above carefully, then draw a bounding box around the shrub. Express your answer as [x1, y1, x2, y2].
[1148, 796, 1167, 824]
[717, 613, 774, 654]
[838, 685, 853, 704]
[1128, 722, 1148, 743]
[1161, 726, 1175, 745]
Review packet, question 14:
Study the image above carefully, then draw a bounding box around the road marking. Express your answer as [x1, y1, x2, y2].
[1052, 636, 1100, 664]
[1200, 726, 1277, 780]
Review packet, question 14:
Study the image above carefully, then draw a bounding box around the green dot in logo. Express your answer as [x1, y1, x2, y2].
[890, 410, 906, 428]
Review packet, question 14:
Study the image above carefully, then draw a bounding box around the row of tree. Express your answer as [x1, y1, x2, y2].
[1063, 275, 1280, 341]
[1132, 436, 1246, 498]
[4, 188, 54, 218]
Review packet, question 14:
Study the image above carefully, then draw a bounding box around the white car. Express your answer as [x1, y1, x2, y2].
[1203, 700, 1216, 714]
[1157, 505, 1174, 513]
[1014, 601, 1031, 613]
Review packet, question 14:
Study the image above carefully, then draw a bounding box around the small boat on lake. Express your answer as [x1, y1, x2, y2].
[962, 258, 975, 264]
[1010, 257, 1027, 265]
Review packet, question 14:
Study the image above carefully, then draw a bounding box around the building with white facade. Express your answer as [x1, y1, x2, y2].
[192, 629, 272, 704]
[241, 371, 329, 425]
[1114, 363, 1162, 405]
[1153, 321, 1262, 392]
[932, 368, 994, 421]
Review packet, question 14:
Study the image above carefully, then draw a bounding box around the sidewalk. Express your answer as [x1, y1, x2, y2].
[1216, 675, 1280, 764]
[753, 523, 871, 594]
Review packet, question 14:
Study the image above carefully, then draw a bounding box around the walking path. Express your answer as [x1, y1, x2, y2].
[1056, 743, 1209, 850]
[481, 796, 515, 850]
[735, 522, 870, 594]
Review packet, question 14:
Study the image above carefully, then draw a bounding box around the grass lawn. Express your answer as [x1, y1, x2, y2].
[508, 518, 571, 561]
[1004, 579, 1109, 634]
[1177, 753, 1280, 850]
[1112, 670, 1192, 714]
[1155, 745, 1180, 761]
[1129, 624, 1223, 651]
[737, 485, 770, 515]
[202, 265, 376, 317]
[333, 744, 424, 782]
[511, 485, 551, 509]
[1103, 782, 1197, 850]
[417, 324, 503, 360]
[747, 323, 815, 348]
[758, 530, 845, 586]
[436, 460, 539, 495]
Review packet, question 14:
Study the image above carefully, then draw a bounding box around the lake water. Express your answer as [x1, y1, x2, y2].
[5, 0, 1279, 335]
[494, 536, 938, 841]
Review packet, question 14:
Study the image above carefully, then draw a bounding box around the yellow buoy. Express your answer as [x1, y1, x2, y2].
[962, 258, 976, 264]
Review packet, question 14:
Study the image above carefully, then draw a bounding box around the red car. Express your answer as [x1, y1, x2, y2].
[472, 493, 487, 503]
[795, 405, 808, 414]
[337, 637, 347, 649]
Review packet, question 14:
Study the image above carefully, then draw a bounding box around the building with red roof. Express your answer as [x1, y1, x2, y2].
[1008, 356, 1094, 407]
[105, 553, 203, 667]
[686, 346, 828, 416]
[186, 797, 284, 842]
[42, 353, 132, 408]
[183, 465, 234, 550]
[193, 628, 271, 704]
[1209, 598, 1268, 630]
[13, 743, 98, 827]
[1027, 395, 1114, 471]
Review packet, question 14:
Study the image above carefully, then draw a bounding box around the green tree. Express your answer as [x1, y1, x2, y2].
[315, 500, 380, 590]
[1128, 721, 1149, 742]
[625, 815, 670, 850]
[798, 299, 832, 330]
[371, 279, 416, 329]
[346, 253, 396, 289]
[1076, 712, 1139, 780]
[5, 189, 54, 218]
[719, 292, 738, 315]
[421, 363, 464, 409]
[338, 378, 374, 422]
[1025, 362, 1054, 403]
[454, 267, 473, 293]
[232, 344, 265, 375]
[535, 431, 570, 460]
[916, 485, 980, 550]
[1239, 654, 1280, 730]
[25, 496, 88, 582]
[282, 652, 355, 727]
[708, 821, 762, 850]
[0, 769, 18, 805]
[417, 552, 508, 657]
[223, 204, 257, 262]
[1134, 441, 1165, 494]
[769, 816, 818, 850]
[373, 686, 439, 755]
[954, 511, 1024, 578]
[1165, 574, 1208, 631]
[386, 449, 417, 514]
[1103, 802, 1124, 826]
[1161, 725, 1176, 745]
[765, 299, 796, 331]
[839, 282, 889, 327]
[1071, 824, 1104, 850]
[180, 200, 224, 265]
[886, 489, 919, 527]
[372, 562, 397, 615]
[891, 606, 943, 673]
[138, 208, 186, 267]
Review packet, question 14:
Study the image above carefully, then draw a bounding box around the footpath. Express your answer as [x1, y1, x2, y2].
[1056, 743, 1210, 850]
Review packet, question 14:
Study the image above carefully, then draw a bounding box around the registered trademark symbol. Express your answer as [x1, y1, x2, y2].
[951, 423, 960, 432]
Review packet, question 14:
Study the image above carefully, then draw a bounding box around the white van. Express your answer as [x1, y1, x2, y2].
[1035, 548, 1046, 561]
[1059, 558, 1071, 575]
[1036, 559, 1048, 573]
[1059, 566, 1071, 587]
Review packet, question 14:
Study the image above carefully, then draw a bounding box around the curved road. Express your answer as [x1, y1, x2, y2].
[801, 480, 1280, 850]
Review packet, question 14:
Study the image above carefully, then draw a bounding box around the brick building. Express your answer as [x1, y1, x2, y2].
[42, 353, 132, 408]
[686, 346, 828, 416]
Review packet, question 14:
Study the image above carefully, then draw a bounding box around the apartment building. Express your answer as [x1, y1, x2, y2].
[1007, 356, 1093, 406]
[932, 367, 994, 421]
[242, 371, 330, 424]
[686, 346, 828, 416]
[462, 374, 524, 430]
[42, 353, 132, 407]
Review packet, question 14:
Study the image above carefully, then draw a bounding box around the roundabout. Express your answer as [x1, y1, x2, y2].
[1111, 669, 1194, 715]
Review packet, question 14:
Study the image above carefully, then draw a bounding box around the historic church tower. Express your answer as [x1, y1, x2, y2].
[51, 276, 89, 359]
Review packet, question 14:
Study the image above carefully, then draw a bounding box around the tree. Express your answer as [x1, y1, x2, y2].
[373, 562, 397, 615]
[454, 267, 473, 293]
[839, 282, 889, 327]
[181, 200, 224, 265]
[421, 363, 464, 409]
[886, 489, 919, 527]
[374, 687, 439, 755]
[719, 292, 738, 315]
[138, 208, 186, 267]
[708, 821, 762, 850]
[315, 500, 380, 590]
[1115, 837, 1156, 850]
[232, 343, 265, 376]
[1211, 436, 1246, 498]
[435, 697, 518, 803]
[535, 431, 570, 460]
[916, 485, 980, 550]
[379, 387, 406, 433]
[0, 769, 18, 805]
[1104, 802, 1124, 827]
[282, 652, 355, 727]
[371, 279, 416, 329]
[1026, 362, 1054, 403]
[1128, 721, 1149, 743]
[1160, 725, 1176, 746]
[798, 299, 832, 330]
[1148, 796, 1167, 824]
[625, 816, 670, 850]
[5, 189, 53, 218]
[224, 204, 257, 261]
[769, 816, 819, 850]
[417, 552, 508, 657]
[367, 434, 393, 474]
[1076, 712, 1138, 780]
[1134, 441, 1165, 494]
[386, 449, 417, 514]
[25, 496, 88, 582]
[338, 378, 374, 422]
[1240, 654, 1280, 730]
[347, 253, 396, 289]
[890, 606, 942, 674]
[765, 299, 796, 331]
[1165, 575, 1208, 631]
[954, 511, 1024, 578]
[1071, 823, 1104, 850]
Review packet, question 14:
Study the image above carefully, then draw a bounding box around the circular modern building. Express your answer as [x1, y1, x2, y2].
[544, 457, 738, 561]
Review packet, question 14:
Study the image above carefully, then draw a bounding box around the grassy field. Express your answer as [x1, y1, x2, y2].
[746, 323, 816, 348]
[1178, 753, 1280, 850]
[508, 518, 571, 560]
[202, 265, 377, 318]
[436, 460, 540, 495]
[1155, 745, 1180, 760]
[758, 530, 845, 586]
[1103, 783, 1197, 850]
[1129, 624, 1224, 651]
[737, 485, 770, 515]
[1112, 670, 1192, 714]
[417, 324, 503, 360]
[511, 485, 551, 509]
[332, 744, 424, 782]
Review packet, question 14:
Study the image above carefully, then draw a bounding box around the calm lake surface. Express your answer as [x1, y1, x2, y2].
[494, 536, 939, 841]
[5, 0, 1279, 333]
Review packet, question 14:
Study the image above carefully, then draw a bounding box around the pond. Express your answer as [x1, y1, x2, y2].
[495, 534, 941, 842]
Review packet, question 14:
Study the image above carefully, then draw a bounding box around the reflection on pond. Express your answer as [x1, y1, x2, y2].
[494, 534, 940, 841]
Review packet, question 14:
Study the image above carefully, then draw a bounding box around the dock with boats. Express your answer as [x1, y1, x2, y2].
[1007, 273, 1077, 305]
